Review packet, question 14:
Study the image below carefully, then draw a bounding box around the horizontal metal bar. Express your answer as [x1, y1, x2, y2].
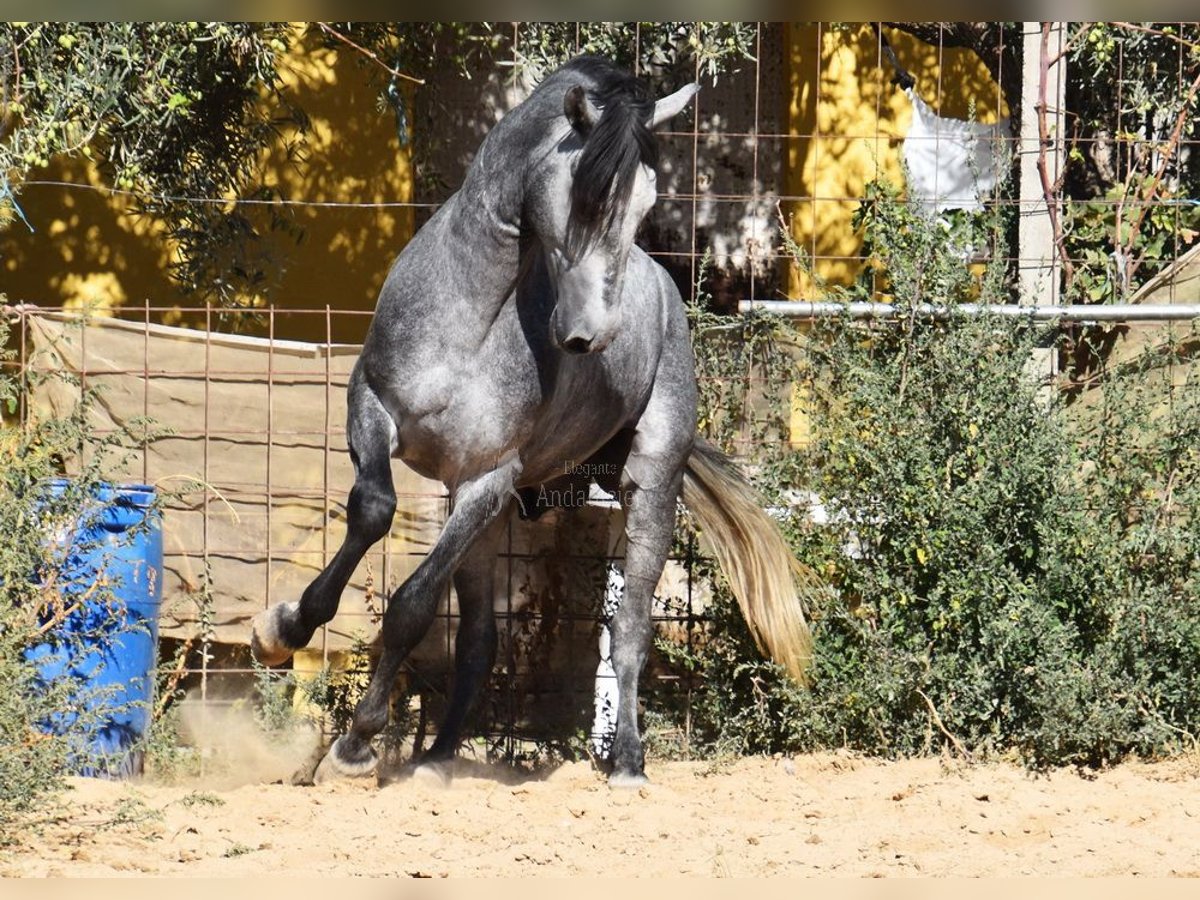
[738, 300, 1200, 322]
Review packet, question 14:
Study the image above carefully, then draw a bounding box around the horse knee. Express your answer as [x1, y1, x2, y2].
[348, 482, 396, 543]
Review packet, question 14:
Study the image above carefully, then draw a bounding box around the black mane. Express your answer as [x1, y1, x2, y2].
[560, 56, 658, 253]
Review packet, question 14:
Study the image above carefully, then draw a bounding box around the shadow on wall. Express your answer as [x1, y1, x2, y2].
[1, 160, 175, 316]
[784, 23, 1008, 299]
[0, 24, 414, 345]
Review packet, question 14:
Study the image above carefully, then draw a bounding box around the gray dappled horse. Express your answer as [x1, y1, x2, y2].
[251, 56, 815, 786]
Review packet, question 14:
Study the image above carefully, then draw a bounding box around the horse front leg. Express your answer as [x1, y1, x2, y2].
[315, 455, 521, 782]
[251, 376, 398, 666]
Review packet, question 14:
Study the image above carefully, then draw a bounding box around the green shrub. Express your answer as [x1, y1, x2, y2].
[672, 181, 1200, 769]
[0, 313, 152, 831]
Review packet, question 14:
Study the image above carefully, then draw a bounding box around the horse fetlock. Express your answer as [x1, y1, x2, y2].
[609, 732, 645, 785]
[249, 601, 301, 667]
[313, 735, 379, 784]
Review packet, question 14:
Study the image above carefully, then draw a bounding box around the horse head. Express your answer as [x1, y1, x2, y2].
[530, 59, 699, 355]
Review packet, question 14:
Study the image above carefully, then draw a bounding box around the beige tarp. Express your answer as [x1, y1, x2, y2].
[1067, 244, 1200, 415]
[1113, 244, 1200, 365]
[27, 313, 698, 676]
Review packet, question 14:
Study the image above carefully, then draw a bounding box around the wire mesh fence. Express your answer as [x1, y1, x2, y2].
[6, 21, 1200, 762]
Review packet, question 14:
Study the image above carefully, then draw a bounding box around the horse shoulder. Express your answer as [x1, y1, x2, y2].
[625, 247, 674, 337]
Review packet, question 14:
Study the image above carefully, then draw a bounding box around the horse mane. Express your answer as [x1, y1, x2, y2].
[558, 56, 658, 254]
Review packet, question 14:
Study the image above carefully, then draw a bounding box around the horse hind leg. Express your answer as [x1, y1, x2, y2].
[608, 462, 682, 787]
[250, 375, 398, 666]
[409, 513, 506, 785]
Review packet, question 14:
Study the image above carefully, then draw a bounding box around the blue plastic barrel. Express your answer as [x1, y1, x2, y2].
[27, 480, 163, 778]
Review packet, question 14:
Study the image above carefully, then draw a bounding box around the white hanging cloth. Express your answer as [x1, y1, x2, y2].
[902, 87, 1011, 216]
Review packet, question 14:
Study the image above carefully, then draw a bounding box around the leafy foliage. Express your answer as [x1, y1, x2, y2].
[673, 180, 1200, 769]
[686, 250, 794, 455]
[507, 22, 756, 86]
[1064, 22, 1200, 300]
[0, 314, 152, 829]
[1, 23, 297, 313]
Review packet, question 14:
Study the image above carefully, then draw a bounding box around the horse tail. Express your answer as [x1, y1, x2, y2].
[681, 437, 817, 685]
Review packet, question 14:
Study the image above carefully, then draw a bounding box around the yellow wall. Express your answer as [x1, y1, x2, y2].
[783, 24, 1007, 446]
[0, 24, 413, 344]
[784, 23, 1007, 300]
[1, 159, 175, 314]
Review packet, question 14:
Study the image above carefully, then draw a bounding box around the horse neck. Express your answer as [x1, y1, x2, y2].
[439, 99, 562, 313]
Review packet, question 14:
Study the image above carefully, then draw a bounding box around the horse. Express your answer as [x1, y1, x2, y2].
[250, 55, 816, 787]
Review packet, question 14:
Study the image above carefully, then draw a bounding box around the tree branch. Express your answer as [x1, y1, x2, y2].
[882, 22, 1020, 131]
[315, 23, 425, 86]
[1122, 68, 1200, 288]
[1037, 22, 1075, 290]
[1113, 22, 1200, 53]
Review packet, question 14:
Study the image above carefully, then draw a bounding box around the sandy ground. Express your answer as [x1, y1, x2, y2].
[4, 749, 1200, 878]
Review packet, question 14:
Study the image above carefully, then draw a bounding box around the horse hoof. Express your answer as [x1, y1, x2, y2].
[313, 737, 378, 784]
[250, 602, 299, 667]
[412, 761, 453, 788]
[608, 770, 649, 789]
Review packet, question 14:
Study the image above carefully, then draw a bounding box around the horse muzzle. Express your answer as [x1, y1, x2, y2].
[551, 306, 617, 355]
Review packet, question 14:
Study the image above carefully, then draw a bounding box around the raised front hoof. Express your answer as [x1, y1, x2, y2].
[249, 601, 300, 667]
[313, 736, 378, 785]
[607, 769, 649, 789]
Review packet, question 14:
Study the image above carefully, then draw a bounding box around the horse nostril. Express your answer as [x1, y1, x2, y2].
[563, 336, 594, 354]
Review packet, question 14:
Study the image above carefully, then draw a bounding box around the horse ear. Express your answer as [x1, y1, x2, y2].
[649, 82, 700, 129]
[564, 84, 598, 135]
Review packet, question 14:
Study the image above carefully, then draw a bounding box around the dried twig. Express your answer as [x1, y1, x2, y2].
[916, 688, 973, 761]
[34, 577, 106, 637]
[1121, 68, 1200, 287]
[1138, 704, 1200, 756]
[156, 635, 197, 719]
[1143, 464, 1180, 554]
[1046, 22, 1094, 67]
